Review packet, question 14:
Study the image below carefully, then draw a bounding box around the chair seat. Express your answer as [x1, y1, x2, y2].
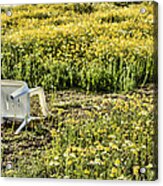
[1, 80, 30, 119]
[1, 79, 49, 134]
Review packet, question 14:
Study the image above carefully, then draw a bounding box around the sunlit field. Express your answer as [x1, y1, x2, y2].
[1, 1, 158, 180]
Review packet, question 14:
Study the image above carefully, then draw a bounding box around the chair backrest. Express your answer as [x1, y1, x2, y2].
[1, 80, 30, 120]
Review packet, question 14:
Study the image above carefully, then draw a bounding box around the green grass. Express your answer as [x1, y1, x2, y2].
[1, 2, 158, 180]
[1, 2, 157, 92]
[1, 85, 157, 180]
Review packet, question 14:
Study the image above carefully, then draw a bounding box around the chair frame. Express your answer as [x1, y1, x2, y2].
[1, 80, 48, 134]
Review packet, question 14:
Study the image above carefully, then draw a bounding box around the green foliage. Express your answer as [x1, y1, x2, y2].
[1, 2, 156, 92]
[1, 87, 157, 180]
[1, 2, 157, 181]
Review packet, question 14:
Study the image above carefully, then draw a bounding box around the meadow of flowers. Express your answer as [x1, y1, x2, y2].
[1, 1, 158, 180]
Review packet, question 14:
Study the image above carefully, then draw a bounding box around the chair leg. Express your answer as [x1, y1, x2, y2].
[29, 87, 48, 117]
[15, 118, 31, 134]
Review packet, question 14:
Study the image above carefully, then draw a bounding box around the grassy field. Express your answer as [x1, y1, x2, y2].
[1, 2, 158, 180]
[1, 2, 157, 92]
[1, 85, 157, 180]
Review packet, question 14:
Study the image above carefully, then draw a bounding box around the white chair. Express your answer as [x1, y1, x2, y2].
[1, 80, 49, 134]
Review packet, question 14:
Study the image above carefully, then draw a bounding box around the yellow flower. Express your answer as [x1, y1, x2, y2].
[111, 167, 118, 174]
[114, 159, 121, 166]
[133, 166, 140, 175]
[50, 129, 56, 137]
[146, 164, 153, 169]
[105, 147, 110, 152]
[84, 169, 90, 175]
[109, 173, 114, 178]
[67, 160, 73, 166]
[112, 144, 118, 150]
